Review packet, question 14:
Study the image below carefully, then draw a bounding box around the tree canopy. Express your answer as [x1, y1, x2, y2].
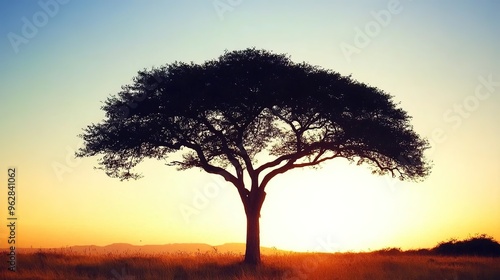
[77, 48, 431, 264]
[78, 48, 430, 183]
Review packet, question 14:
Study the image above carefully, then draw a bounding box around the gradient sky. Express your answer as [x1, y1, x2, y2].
[0, 0, 499, 252]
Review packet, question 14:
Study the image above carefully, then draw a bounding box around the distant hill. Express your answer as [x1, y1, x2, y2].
[11, 234, 500, 257]
[13, 243, 283, 255]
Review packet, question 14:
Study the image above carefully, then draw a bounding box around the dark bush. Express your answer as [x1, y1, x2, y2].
[432, 234, 500, 257]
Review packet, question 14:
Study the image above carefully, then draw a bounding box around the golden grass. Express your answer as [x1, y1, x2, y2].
[2, 249, 500, 280]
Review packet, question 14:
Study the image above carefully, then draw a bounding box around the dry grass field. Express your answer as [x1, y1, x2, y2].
[1, 249, 500, 280]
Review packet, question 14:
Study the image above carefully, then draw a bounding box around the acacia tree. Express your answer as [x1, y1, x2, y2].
[77, 48, 431, 265]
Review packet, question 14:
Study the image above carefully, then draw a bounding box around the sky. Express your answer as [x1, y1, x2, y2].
[0, 0, 499, 253]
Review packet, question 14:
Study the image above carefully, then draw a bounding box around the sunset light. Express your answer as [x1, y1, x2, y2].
[0, 0, 499, 278]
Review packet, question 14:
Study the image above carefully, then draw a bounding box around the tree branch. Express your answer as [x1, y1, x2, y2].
[183, 142, 240, 185]
[197, 115, 245, 180]
[292, 153, 338, 168]
[255, 152, 300, 174]
[259, 150, 340, 190]
[255, 140, 339, 175]
[259, 160, 296, 190]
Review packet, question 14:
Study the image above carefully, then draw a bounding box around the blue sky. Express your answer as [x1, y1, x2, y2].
[0, 0, 499, 251]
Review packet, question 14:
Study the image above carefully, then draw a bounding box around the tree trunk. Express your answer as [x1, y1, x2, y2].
[243, 190, 266, 265]
[244, 210, 261, 265]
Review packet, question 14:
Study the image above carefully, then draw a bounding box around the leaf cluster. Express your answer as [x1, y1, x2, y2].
[77, 48, 431, 183]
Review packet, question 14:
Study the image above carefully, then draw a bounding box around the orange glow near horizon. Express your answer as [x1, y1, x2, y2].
[6, 157, 500, 253]
[1, 0, 499, 256]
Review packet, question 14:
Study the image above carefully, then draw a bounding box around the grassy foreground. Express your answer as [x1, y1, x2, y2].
[1, 250, 500, 280]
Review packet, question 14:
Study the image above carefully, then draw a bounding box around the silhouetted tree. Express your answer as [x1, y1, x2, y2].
[76, 48, 431, 265]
